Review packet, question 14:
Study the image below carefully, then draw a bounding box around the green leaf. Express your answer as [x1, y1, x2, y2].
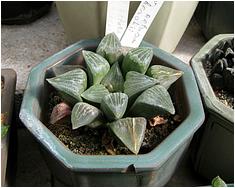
[211, 176, 227, 187]
[124, 71, 159, 101]
[52, 65, 85, 76]
[81, 84, 109, 103]
[147, 65, 183, 89]
[101, 93, 128, 121]
[96, 32, 122, 64]
[71, 102, 103, 129]
[101, 62, 124, 92]
[129, 85, 175, 119]
[47, 68, 87, 102]
[83, 50, 110, 85]
[122, 47, 153, 75]
[108, 117, 146, 154]
[1, 125, 9, 138]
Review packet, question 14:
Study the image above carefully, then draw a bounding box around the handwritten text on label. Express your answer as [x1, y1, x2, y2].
[105, 1, 130, 39]
[121, 1, 164, 48]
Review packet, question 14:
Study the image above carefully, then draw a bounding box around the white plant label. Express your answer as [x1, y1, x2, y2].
[121, 1, 164, 48]
[105, 1, 130, 40]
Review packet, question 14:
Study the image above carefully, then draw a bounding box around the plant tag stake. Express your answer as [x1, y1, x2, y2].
[121, 1, 164, 48]
[105, 1, 130, 40]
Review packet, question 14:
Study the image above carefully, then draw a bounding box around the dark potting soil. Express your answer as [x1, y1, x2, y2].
[46, 93, 182, 155]
[214, 90, 234, 109]
[202, 39, 234, 109]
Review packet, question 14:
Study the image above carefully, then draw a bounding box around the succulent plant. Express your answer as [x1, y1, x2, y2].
[47, 33, 183, 155]
[122, 47, 153, 75]
[129, 85, 175, 119]
[146, 65, 183, 89]
[46, 68, 87, 103]
[96, 32, 123, 64]
[82, 50, 110, 85]
[211, 176, 227, 187]
[1, 125, 9, 138]
[1, 113, 9, 138]
[124, 71, 159, 103]
[101, 92, 128, 121]
[101, 62, 124, 92]
[81, 84, 109, 104]
[71, 102, 103, 129]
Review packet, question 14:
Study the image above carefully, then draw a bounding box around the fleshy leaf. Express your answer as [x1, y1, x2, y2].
[71, 102, 102, 129]
[81, 84, 109, 103]
[1, 125, 9, 138]
[211, 176, 227, 187]
[108, 117, 146, 154]
[147, 65, 183, 89]
[83, 50, 110, 85]
[96, 32, 122, 64]
[50, 102, 71, 124]
[124, 71, 159, 101]
[122, 47, 153, 75]
[47, 68, 87, 102]
[101, 93, 128, 121]
[52, 65, 85, 76]
[129, 85, 175, 119]
[101, 62, 124, 92]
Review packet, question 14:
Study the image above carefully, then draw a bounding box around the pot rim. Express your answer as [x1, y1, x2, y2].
[19, 38, 205, 172]
[191, 34, 234, 123]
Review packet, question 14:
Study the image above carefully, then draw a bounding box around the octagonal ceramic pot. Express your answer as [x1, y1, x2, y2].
[191, 34, 234, 183]
[19, 39, 204, 186]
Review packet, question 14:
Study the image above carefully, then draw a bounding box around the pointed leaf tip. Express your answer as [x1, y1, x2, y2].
[46, 68, 87, 103]
[122, 47, 153, 75]
[108, 117, 147, 154]
[124, 71, 158, 99]
[147, 65, 183, 89]
[101, 92, 128, 121]
[101, 62, 124, 92]
[130, 85, 175, 119]
[96, 33, 122, 64]
[81, 84, 109, 103]
[211, 176, 227, 187]
[83, 50, 110, 85]
[71, 102, 102, 129]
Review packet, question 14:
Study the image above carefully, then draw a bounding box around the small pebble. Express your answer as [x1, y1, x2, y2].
[173, 114, 182, 122]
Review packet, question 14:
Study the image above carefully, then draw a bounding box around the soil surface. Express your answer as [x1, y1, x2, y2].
[46, 93, 182, 155]
[214, 90, 234, 109]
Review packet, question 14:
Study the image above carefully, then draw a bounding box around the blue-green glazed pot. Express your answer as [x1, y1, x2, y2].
[20, 39, 204, 186]
[191, 34, 234, 183]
